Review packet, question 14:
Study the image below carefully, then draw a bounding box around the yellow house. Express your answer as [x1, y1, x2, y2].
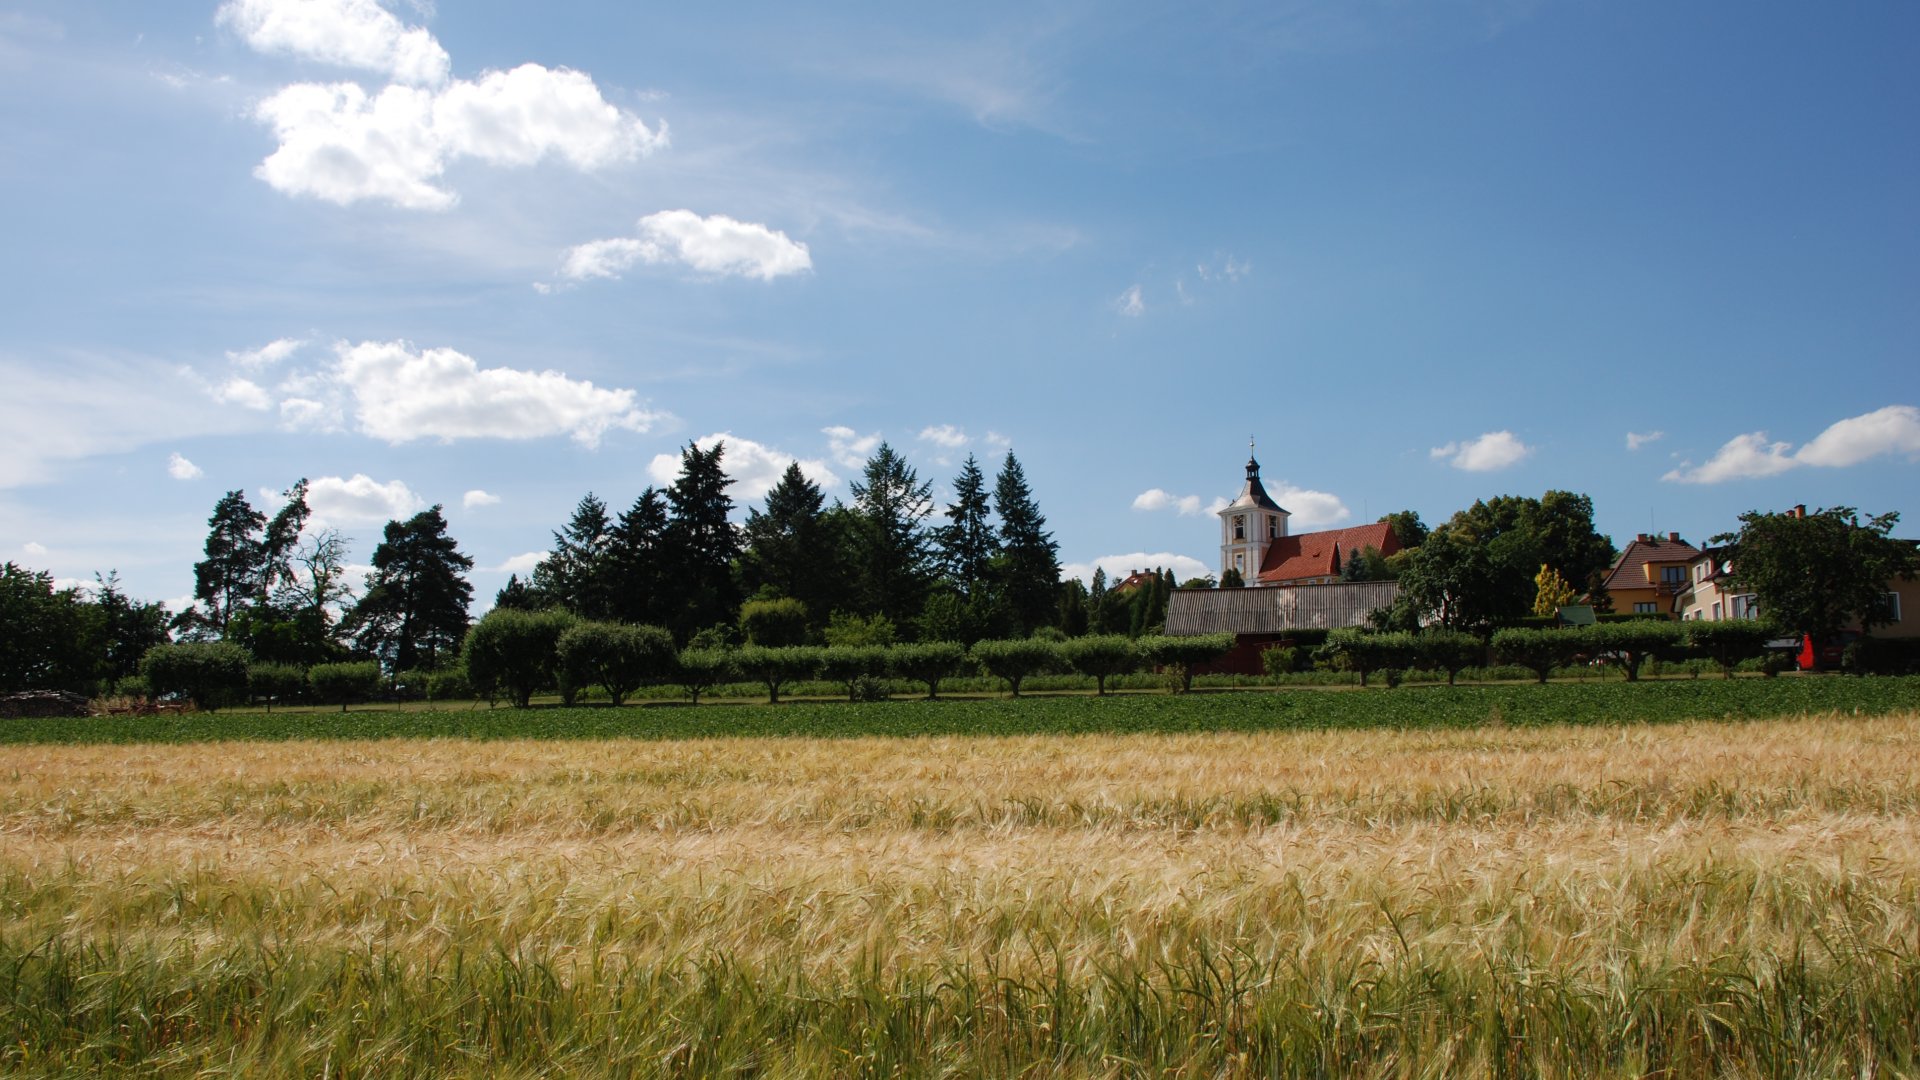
[1674, 547, 1919, 640]
[1599, 532, 1700, 618]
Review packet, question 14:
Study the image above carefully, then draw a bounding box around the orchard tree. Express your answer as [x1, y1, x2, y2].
[1715, 506, 1917, 647]
[346, 506, 474, 671]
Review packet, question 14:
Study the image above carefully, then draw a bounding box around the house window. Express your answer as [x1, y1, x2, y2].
[1233, 515, 1245, 541]
[1695, 563, 1709, 582]
[1661, 566, 1685, 584]
[1878, 592, 1902, 624]
[1234, 553, 1245, 573]
[1731, 594, 1759, 620]
[1633, 602, 1658, 614]
[1712, 602, 1722, 621]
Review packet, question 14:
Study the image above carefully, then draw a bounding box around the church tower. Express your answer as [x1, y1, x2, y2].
[1219, 440, 1289, 585]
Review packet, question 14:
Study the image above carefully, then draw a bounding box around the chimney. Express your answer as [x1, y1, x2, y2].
[1668, 531, 1680, 543]
[1792, 504, 1806, 519]
[1636, 533, 1649, 543]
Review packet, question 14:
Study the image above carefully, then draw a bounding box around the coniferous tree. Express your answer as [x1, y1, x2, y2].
[1086, 567, 1109, 634]
[663, 442, 740, 641]
[934, 455, 998, 598]
[533, 493, 615, 620]
[259, 478, 310, 608]
[494, 574, 543, 612]
[192, 490, 267, 635]
[739, 463, 843, 627]
[607, 487, 670, 626]
[345, 506, 474, 671]
[991, 451, 1060, 635]
[851, 442, 935, 628]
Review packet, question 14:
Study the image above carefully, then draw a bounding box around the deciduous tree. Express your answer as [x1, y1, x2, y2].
[1715, 506, 1917, 649]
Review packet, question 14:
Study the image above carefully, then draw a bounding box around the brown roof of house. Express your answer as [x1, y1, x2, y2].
[1602, 533, 1702, 591]
[1256, 522, 1401, 584]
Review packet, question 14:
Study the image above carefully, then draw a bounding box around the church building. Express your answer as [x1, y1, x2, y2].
[1218, 446, 1401, 586]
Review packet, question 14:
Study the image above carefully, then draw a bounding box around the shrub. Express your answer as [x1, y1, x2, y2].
[886, 642, 969, 700]
[247, 663, 306, 712]
[558, 621, 677, 706]
[1260, 646, 1301, 680]
[139, 643, 250, 712]
[464, 609, 576, 708]
[426, 666, 473, 703]
[823, 612, 896, 647]
[1491, 627, 1585, 684]
[675, 649, 736, 705]
[739, 598, 810, 647]
[1684, 621, 1777, 679]
[1140, 634, 1235, 694]
[970, 638, 1061, 697]
[819, 646, 889, 702]
[733, 645, 824, 704]
[1318, 629, 1416, 688]
[1062, 635, 1141, 696]
[308, 661, 382, 713]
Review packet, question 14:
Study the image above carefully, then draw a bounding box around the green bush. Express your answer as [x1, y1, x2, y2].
[247, 663, 307, 712]
[970, 638, 1061, 697]
[739, 598, 810, 647]
[675, 648, 737, 706]
[426, 666, 473, 703]
[558, 621, 677, 705]
[308, 661, 383, 712]
[823, 612, 896, 647]
[139, 642, 250, 711]
[1684, 621, 1777, 679]
[464, 609, 577, 708]
[1062, 635, 1141, 696]
[1140, 634, 1235, 694]
[1491, 627, 1586, 684]
[886, 642, 969, 700]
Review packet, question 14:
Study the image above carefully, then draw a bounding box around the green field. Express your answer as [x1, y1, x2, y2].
[17, 674, 1920, 744]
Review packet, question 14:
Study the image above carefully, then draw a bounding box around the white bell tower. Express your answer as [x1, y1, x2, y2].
[1218, 438, 1289, 585]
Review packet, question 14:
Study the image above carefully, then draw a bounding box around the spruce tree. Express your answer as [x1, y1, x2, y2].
[663, 442, 740, 641]
[533, 493, 615, 619]
[607, 487, 670, 626]
[740, 463, 839, 626]
[851, 442, 934, 627]
[345, 506, 474, 672]
[1086, 567, 1109, 634]
[991, 451, 1060, 635]
[934, 455, 998, 598]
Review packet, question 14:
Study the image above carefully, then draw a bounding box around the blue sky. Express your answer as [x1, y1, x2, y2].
[3, 0, 1916, 610]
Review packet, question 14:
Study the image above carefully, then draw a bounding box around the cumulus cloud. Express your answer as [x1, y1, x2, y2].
[462, 489, 501, 510]
[646, 433, 839, 501]
[1430, 431, 1532, 472]
[490, 551, 545, 575]
[917, 424, 968, 449]
[1134, 484, 1347, 528]
[212, 377, 273, 410]
[823, 425, 881, 469]
[217, 0, 450, 85]
[1626, 430, 1664, 451]
[167, 452, 204, 480]
[252, 65, 665, 209]
[1061, 552, 1211, 586]
[304, 473, 425, 525]
[226, 337, 307, 370]
[1115, 284, 1144, 317]
[328, 340, 662, 446]
[1132, 488, 1206, 515]
[1663, 405, 1920, 484]
[558, 210, 811, 283]
[22, 541, 47, 556]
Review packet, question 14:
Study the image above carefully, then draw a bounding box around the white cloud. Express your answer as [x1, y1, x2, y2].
[490, 551, 545, 575]
[823, 425, 881, 469]
[646, 433, 840, 502]
[278, 396, 338, 431]
[1115, 284, 1145, 317]
[252, 64, 665, 209]
[1625, 430, 1664, 451]
[1132, 488, 1203, 515]
[329, 340, 662, 446]
[226, 337, 308, 370]
[22, 541, 47, 556]
[212, 376, 273, 410]
[1794, 404, 1920, 468]
[1062, 552, 1211, 586]
[217, 0, 451, 86]
[1135, 484, 1346, 528]
[983, 431, 1012, 451]
[558, 210, 811, 283]
[462, 489, 501, 510]
[917, 424, 969, 449]
[1430, 431, 1532, 472]
[305, 473, 425, 525]
[1196, 255, 1250, 282]
[167, 452, 204, 480]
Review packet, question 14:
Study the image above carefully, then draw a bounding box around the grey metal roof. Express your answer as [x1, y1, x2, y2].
[1223, 456, 1286, 514]
[1166, 580, 1401, 635]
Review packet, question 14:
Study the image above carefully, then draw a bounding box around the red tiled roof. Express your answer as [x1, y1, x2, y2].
[1112, 570, 1157, 594]
[1602, 534, 1701, 591]
[1256, 523, 1401, 584]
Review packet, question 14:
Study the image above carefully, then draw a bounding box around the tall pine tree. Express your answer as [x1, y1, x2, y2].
[345, 506, 474, 671]
[606, 487, 670, 626]
[662, 442, 739, 641]
[533, 493, 615, 619]
[192, 489, 267, 635]
[934, 455, 998, 598]
[851, 442, 934, 627]
[991, 451, 1060, 635]
[740, 463, 844, 627]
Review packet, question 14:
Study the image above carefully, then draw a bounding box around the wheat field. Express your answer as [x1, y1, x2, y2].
[3, 714, 1918, 1076]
